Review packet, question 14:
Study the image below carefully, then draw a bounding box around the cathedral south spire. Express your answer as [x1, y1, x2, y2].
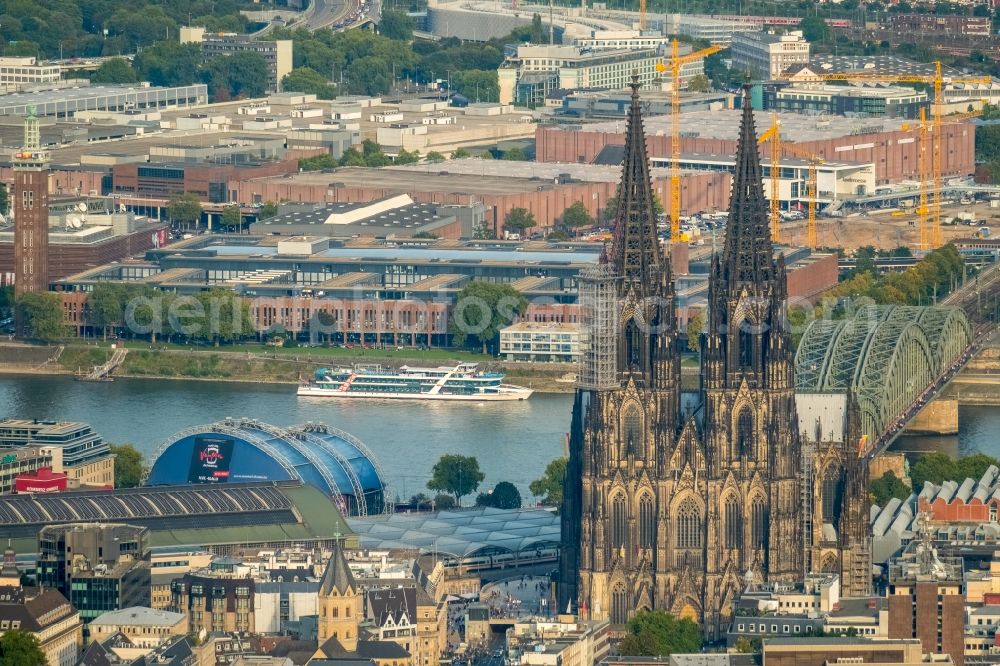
[721, 87, 775, 287]
[609, 74, 664, 285]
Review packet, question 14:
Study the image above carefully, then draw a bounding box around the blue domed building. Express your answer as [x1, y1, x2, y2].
[144, 418, 389, 516]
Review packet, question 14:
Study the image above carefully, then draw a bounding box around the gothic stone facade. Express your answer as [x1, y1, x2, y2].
[559, 85, 868, 638]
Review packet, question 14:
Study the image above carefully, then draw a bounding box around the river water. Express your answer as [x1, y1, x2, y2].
[0, 376, 997, 500]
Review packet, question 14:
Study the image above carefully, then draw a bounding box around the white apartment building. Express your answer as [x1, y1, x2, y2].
[572, 31, 704, 89]
[0, 57, 60, 88]
[498, 45, 663, 106]
[731, 30, 810, 80]
[500, 322, 581, 363]
[664, 14, 757, 46]
[180, 27, 293, 93]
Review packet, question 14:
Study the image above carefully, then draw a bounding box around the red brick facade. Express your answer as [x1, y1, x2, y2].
[535, 120, 976, 186]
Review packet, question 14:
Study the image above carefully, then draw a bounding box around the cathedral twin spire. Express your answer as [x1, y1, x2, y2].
[720, 89, 777, 287]
[608, 74, 665, 286]
[609, 82, 776, 291]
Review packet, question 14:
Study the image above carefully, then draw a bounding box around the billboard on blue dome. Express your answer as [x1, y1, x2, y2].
[144, 419, 388, 516]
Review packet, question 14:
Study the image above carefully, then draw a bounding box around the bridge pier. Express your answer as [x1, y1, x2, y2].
[904, 398, 959, 435]
[870, 452, 909, 484]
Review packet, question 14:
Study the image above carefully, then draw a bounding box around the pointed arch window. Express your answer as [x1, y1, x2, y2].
[822, 467, 844, 524]
[676, 498, 701, 549]
[625, 318, 642, 369]
[737, 408, 753, 458]
[611, 493, 627, 551]
[638, 493, 655, 549]
[738, 319, 754, 369]
[623, 406, 641, 457]
[751, 498, 768, 549]
[724, 495, 742, 550]
[611, 583, 629, 625]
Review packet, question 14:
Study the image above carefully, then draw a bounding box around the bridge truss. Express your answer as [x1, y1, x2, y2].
[794, 304, 971, 444]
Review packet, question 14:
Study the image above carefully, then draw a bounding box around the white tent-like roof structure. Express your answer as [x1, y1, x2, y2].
[347, 507, 560, 558]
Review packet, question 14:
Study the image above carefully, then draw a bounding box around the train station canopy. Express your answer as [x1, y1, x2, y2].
[347, 506, 560, 557]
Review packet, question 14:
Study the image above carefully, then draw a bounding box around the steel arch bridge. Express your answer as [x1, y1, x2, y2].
[794, 304, 971, 443]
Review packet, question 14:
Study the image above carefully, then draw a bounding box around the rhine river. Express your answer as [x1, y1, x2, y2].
[0, 376, 997, 501]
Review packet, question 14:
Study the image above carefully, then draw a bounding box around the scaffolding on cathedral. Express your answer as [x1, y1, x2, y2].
[801, 440, 815, 575]
[577, 263, 619, 391]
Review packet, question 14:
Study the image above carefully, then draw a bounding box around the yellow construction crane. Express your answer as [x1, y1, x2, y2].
[757, 114, 782, 243]
[783, 143, 823, 250]
[757, 113, 824, 248]
[821, 63, 989, 250]
[656, 40, 723, 240]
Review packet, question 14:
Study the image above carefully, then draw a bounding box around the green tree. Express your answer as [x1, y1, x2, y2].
[220, 205, 242, 231]
[870, 470, 911, 505]
[133, 42, 203, 88]
[799, 16, 831, 42]
[16, 292, 66, 342]
[432, 494, 456, 510]
[88, 284, 126, 340]
[0, 630, 48, 666]
[957, 453, 1000, 484]
[191, 290, 254, 344]
[379, 10, 415, 41]
[502, 146, 525, 161]
[0, 285, 13, 314]
[687, 73, 711, 92]
[476, 481, 522, 509]
[452, 148, 471, 158]
[338, 148, 365, 167]
[449, 280, 528, 353]
[281, 67, 336, 99]
[202, 51, 268, 101]
[91, 57, 137, 84]
[300, 154, 339, 171]
[0, 183, 8, 215]
[346, 56, 393, 96]
[425, 151, 446, 163]
[529, 457, 567, 507]
[452, 69, 499, 103]
[561, 201, 594, 232]
[427, 454, 485, 506]
[503, 207, 537, 235]
[619, 610, 704, 656]
[686, 310, 705, 352]
[395, 149, 420, 165]
[258, 201, 279, 219]
[167, 193, 202, 229]
[110, 443, 147, 488]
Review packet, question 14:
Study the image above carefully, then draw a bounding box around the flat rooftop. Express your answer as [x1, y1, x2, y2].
[583, 108, 911, 142]
[249, 167, 577, 195]
[47, 130, 284, 165]
[390, 159, 674, 182]
[807, 54, 965, 78]
[0, 83, 205, 115]
[201, 243, 601, 264]
[156, 94, 537, 148]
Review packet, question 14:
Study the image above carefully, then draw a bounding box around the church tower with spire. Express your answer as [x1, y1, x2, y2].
[560, 85, 804, 638]
[317, 539, 361, 652]
[559, 74, 682, 627]
[698, 87, 803, 632]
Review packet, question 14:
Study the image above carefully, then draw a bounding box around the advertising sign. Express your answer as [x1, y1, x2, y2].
[187, 436, 234, 483]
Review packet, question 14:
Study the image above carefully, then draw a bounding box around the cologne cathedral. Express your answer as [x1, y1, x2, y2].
[558, 81, 870, 638]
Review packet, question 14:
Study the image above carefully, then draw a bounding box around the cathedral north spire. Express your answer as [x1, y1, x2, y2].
[721, 87, 775, 287]
[609, 74, 664, 284]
